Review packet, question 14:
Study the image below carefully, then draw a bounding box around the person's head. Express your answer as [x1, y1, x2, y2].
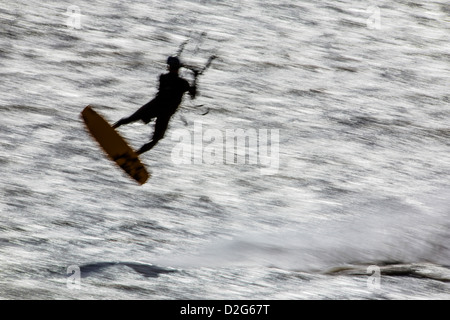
[167, 56, 181, 72]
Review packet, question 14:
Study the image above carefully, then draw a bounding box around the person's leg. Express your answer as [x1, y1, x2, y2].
[136, 116, 170, 155]
[113, 100, 157, 129]
[113, 113, 139, 128]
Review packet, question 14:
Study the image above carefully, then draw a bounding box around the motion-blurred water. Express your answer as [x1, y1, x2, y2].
[1, 0, 449, 299]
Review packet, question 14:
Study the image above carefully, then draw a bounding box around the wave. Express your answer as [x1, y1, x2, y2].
[325, 262, 450, 283]
[77, 261, 176, 278]
[155, 192, 450, 275]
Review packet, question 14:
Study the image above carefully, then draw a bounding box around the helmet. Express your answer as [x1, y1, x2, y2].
[167, 56, 181, 70]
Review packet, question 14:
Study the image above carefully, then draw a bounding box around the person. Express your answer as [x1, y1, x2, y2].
[113, 56, 197, 155]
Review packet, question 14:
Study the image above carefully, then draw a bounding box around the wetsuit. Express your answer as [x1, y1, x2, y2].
[114, 72, 196, 154]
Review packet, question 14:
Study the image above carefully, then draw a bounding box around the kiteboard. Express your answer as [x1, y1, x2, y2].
[81, 105, 149, 185]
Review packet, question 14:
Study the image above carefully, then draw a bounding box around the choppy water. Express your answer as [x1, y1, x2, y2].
[1, 0, 449, 300]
